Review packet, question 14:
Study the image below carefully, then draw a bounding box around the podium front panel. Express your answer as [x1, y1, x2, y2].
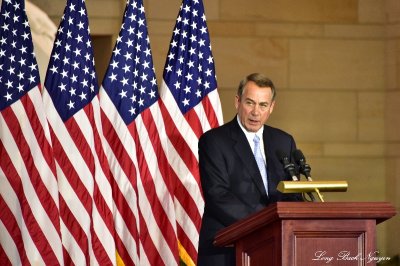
[283, 219, 375, 266]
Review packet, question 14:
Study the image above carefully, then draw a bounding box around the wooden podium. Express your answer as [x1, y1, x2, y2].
[214, 202, 396, 266]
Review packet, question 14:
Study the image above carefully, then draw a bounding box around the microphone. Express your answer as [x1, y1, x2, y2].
[292, 149, 316, 201]
[276, 150, 298, 181]
[292, 149, 312, 181]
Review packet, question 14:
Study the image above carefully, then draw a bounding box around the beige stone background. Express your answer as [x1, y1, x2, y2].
[24, 0, 400, 260]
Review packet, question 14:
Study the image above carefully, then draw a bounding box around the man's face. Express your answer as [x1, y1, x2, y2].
[235, 81, 275, 132]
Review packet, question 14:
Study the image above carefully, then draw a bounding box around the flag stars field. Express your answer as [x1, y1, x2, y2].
[0, 2, 38, 108]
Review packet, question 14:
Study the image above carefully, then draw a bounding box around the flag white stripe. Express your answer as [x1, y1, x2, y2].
[91, 98, 115, 211]
[208, 89, 224, 125]
[29, 88, 53, 145]
[0, 219, 22, 266]
[100, 90, 141, 216]
[135, 174, 176, 265]
[88, 235, 99, 266]
[140, 105, 177, 226]
[151, 101, 204, 212]
[72, 98, 116, 263]
[136, 114, 177, 264]
[55, 159, 95, 266]
[139, 243, 150, 266]
[1, 112, 62, 263]
[165, 137, 204, 211]
[55, 160, 91, 235]
[92, 202, 115, 264]
[101, 92, 177, 264]
[13, 91, 59, 207]
[60, 219, 86, 265]
[114, 210, 139, 264]
[0, 168, 44, 266]
[193, 90, 224, 133]
[100, 90, 141, 264]
[174, 199, 199, 246]
[10, 101, 63, 263]
[43, 90, 94, 194]
[99, 90, 140, 181]
[194, 103, 211, 133]
[160, 81, 199, 157]
[135, 115, 176, 229]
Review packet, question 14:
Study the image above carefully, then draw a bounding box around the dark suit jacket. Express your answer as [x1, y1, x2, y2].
[197, 117, 302, 265]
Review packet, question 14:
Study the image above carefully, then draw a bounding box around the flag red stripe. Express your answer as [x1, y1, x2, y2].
[157, 100, 204, 263]
[202, 95, 220, 128]
[140, 109, 175, 196]
[102, 106, 179, 265]
[51, 125, 91, 261]
[0, 237, 13, 266]
[101, 114, 138, 191]
[61, 245, 73, 266]
[90, 227, 112, 265]
[0, 142, 58, 265]
[64, 117, 95, 180]
[158, 100, 200, 183]
[2, 105, 60, 230]
[114, 231, 134, 266]
[174, 179, 202, 227]
[140, 109, 180, 261]
[101, 112, 140, 234]
[158, 101, 202, 217]
[129, 119, 178, 265]
[83, 105, 116, 265]
[183, 110, 203, 140]
[0, 195, 28, 265]
[21, 93, 58, 178]
[137, 210, 164, 266]
[101, 111, 140, 264]
[50, 131, 92, 215]
[176, 223, 197, 263]
[58, 195, 89, 265]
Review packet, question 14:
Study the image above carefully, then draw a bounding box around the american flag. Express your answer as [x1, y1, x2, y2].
[159, 0, 223, 264]
[42, 0, 117, 264]
[0, 0, 63, 265]
[99, 0, 179, 265]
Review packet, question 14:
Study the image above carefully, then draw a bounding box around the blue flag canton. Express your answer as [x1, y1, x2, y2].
[163, 0, 217, 115]
[0, 0, 40, 111]
[44, 0, 98, 122]
[102, 0, 158, 125]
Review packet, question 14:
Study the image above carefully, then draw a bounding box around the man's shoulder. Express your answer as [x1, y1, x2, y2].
[200, 119, 236, 141]
[264, 124, 290, 135]
[263, 124, 294, 140]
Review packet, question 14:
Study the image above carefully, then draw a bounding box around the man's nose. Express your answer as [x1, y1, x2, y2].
[251, 104, 261, 114]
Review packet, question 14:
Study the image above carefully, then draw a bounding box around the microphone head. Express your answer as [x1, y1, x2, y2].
[276, 149, 298, 179]
[292, 149, 305, 164]
[293, 149, 311, 176]
[276, 149, 289, 164]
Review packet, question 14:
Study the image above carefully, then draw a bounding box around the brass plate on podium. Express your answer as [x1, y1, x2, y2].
[277, 181, 348, 193]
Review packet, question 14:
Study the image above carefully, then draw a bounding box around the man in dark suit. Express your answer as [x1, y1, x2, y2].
[197, 73, 302, 266]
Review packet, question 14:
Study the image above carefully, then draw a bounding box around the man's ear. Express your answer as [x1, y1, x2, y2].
[235, 95, 240, 110]
[269, 100, 276, 114]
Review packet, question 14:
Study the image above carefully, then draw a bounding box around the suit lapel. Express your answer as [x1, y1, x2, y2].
[263, 127, 279, 198]
[230, 119, 268, 196]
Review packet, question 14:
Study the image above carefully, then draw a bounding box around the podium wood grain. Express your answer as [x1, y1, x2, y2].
[214, 202, 396, 266]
